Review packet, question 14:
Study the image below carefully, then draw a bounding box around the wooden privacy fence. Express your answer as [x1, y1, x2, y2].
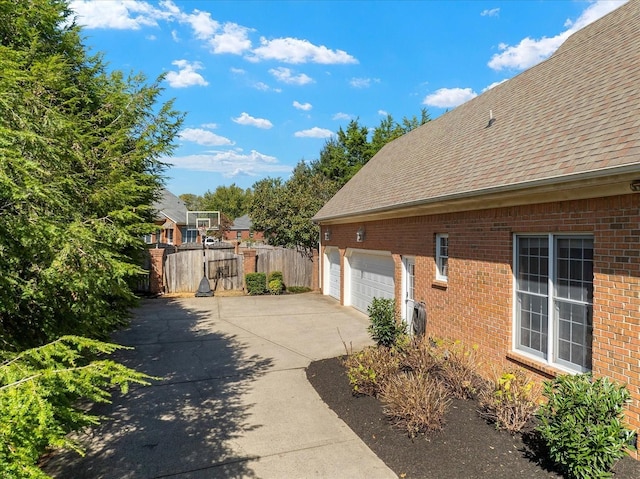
[164, 249, 244, 293]
[254, 246, 313, 288]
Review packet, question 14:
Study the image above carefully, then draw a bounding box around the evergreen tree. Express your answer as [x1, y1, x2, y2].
[0, 0, 183, 348]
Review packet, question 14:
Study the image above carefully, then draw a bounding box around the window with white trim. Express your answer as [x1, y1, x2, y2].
[435, 234, 449, 281]
[514, 235, 593, 372]
[183, 228, 199, 243]
[166, 228, 174, 245]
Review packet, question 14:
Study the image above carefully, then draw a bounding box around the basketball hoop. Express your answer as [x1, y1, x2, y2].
[198, 226, 207, 239]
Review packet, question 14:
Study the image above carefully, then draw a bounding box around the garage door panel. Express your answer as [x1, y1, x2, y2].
[350, 253, 394, 313]
[327, 249, 340, 300]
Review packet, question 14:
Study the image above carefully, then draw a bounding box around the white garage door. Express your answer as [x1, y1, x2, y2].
[349, 252, 395, 314]
[327, 248, 341, 300]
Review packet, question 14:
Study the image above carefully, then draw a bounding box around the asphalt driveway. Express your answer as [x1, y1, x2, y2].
[43, 293, 396, 478]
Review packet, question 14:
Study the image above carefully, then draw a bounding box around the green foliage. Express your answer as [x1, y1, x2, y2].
[367, 298, 405, 348]
[380, 371, 450, 438]
[0, 0, 183, 348]
[343, 346, 400, 397]
[245, 273, 267, 295]
[286, 286, 312, 294]
[479, 369, 541, 433]
[536, 374, 634, 478]
[267, 271, 285, 295]
[249, 162, 338, 254]
[183, 184, 253, 220]
[0, 336, 153, 478]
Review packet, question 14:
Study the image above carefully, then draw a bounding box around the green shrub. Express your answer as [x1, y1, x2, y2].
[367, 298, 405, 348]
[536, 373, 634, 479]
[245, 272, 266, 295]
[267, 271, 284, 284]
[0, 336, 152, 478]
[479, 369, 541, 433]
[343, 346, 400, 397]
[268, 278, 284, 295]
[380, 371, 450, 438]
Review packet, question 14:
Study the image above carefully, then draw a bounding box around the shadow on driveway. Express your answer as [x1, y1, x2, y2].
[43, 298, 273, 479]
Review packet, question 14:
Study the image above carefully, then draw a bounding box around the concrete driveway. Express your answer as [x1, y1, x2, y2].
[44, 293, 396, 478]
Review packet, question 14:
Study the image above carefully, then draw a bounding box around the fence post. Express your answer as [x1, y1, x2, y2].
[149, 248, 166, 294]
[242, 249, 257, 290]
[312, 248, 319, 291]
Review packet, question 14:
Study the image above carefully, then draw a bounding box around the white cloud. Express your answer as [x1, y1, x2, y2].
[171, 29, 179, 41]
[166, 150, 290, 177]
[294, 127, 333, 138]
[293, 101, 312, 111]
[378, 110, 388, 116]
[165, 60, 208, 88]
[182, 9, 218, 39]
[488, 0, 626, 71]
[201, 123, 219, 129]
[253, 82, 271, 91]
[209, 23, 252, 54]
[251, 37, 358, 64]
[70, 0, 169, 29]
[230, 67, 246, 75]
[179, 128, 233, 146]
[482, 79, 508, 92]
[481, 8, 500, 17]
[232, 112, 273, 129]
[349, 77, 378, 88]
[332, 112, 351, 121]
[269, 67, 313, 85]
[423, 87, 477, 108]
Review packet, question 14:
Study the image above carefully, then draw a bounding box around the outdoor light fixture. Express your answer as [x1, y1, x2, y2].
[356, 226, 365, 242]
[324, 229, 331, 241]
[630, 180, 640, 192]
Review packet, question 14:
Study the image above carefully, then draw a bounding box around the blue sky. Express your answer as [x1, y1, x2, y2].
[70, 0, 627, 197]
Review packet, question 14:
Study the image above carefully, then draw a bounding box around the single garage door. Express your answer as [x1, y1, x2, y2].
[327, 248, 341, 300]
[349, 252, 395, 314]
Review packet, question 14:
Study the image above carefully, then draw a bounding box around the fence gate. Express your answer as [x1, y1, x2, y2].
[164, 249, 243, 293]
[254, 246, 313, 288]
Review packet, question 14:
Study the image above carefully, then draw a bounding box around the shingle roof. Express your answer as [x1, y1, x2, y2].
[230, 214, 252, 230]
[154, 188, 187, 225]
[314, 2, 640, 222]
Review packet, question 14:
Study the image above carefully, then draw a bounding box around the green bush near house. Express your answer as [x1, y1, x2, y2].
[367, 298, 406, 348]
[536, 373, 634, 479]
[245, 273, 267, 295]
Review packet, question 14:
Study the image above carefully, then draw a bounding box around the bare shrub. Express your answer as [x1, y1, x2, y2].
[400, 335, 440, 375]
[479, 368, 541, 433]
[430, 338, 483, 399]
[343, 346, 400, 397]
[380, 372, 451, 438]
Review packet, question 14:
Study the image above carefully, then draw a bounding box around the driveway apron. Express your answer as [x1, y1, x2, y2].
[43, 293, 397, 478]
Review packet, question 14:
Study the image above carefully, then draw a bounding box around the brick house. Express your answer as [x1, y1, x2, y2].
[313, 2, 640, 434]
[223, 214, 265, 244]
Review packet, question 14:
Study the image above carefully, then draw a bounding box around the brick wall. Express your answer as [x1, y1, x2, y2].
[321, 194, 640, 435]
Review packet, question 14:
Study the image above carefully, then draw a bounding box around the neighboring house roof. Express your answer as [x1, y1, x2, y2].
[153, 188, 188, 225]
[230, 214, 252, 230]
[314, 2, 640, 223]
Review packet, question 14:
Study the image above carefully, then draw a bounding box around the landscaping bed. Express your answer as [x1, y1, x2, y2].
[306, 356, 640, 479]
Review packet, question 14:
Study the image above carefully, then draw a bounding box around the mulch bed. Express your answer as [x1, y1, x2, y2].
[306, 357, 640, 479]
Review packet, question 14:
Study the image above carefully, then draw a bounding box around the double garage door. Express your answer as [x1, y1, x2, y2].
[348, 252, 395, 314]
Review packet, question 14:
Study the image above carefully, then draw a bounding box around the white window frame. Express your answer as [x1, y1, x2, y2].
[513, 234, 593, 373]
[166, 228, 174, 245]
[435, 234, 449, 282]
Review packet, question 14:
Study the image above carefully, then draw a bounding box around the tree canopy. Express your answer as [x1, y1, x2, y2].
[0, 0, 183, 348]
[180, 184, 253, 220]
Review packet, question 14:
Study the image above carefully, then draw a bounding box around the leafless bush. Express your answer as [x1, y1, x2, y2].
[342, 346, 400, 397]
[478, 368, 541, 433]
[400, 335, 440, 375]
[380, 372, 451, 438]
[430, 338, 484, 399]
